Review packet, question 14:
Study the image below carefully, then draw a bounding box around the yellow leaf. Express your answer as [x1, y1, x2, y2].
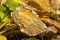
[12, 0, 23, 4]
[0, 35, 7, 40]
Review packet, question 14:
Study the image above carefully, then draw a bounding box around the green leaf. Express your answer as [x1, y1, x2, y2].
[0, 11, 5, 19]
[5, 0, 20, 11]
[0, 6, 6, 12]
[23, 37, 40, 40]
